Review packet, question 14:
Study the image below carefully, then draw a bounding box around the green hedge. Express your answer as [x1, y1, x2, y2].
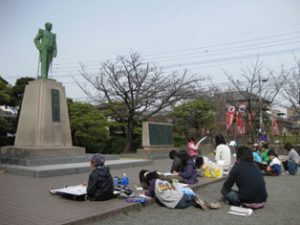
[105, 136, 126, 154]
[0, 136, 15, 146]
[174, 136, 185, 147]
[269, 135, 300, 145]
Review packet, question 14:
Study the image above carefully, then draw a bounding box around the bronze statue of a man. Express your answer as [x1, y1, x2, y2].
[34, 22, 57, 79]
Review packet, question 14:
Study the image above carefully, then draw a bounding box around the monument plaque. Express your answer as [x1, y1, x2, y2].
[51, 89, 60, 122]
[138, 122, 175, 156]
[147, 123, 173, 146]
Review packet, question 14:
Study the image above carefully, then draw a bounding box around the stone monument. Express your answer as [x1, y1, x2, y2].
[0, 23, 86, 176]
[137, 122, 176, 156]
[1, 79, 85, 157]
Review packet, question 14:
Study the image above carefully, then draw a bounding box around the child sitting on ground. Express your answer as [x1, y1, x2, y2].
[195, 155, 209, 177]
[169, 150, 206, 179]
[265, 149, 281, 176]
[169, 150, 183, 173]
[139, 169, 174, 190]
[260, 143, 271, 164]
[173, 150, 198, 184]
[85, 153, 115, 201]
[143, 171, 220, 210]
[252, 143, 262, 163]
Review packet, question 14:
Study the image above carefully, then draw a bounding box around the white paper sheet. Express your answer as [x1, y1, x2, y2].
[53, 185, 87, 196]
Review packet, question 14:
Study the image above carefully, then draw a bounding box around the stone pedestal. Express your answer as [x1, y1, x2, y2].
[1, 79, 85, 159]
[16, 79, 73, 147]
[0, 146, 85, 158]
[137, 146, 176, 155]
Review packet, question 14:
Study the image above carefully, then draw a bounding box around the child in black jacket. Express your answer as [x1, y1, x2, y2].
[86, 153, 115, 201]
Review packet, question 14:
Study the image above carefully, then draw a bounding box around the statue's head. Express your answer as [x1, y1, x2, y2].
[45, 22, 53, 31]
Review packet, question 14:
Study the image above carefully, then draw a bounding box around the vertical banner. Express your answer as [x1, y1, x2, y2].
[236, 104, 246, 135]
[226, 105, 235, 131]
[272, 113, 280, 136]
[248, 112, 255, 128]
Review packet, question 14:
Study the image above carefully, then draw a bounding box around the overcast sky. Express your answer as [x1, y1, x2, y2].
[1, 0, 300, 102]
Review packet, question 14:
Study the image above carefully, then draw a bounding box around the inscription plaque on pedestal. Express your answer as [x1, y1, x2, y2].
[51, 89, 60, 122]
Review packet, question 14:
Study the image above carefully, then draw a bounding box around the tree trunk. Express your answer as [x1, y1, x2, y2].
[71, 129, 78, 146]
[123, 119, 134, 153]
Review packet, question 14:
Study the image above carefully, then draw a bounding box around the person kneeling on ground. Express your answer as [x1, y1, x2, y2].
[221, 146, 268, 209]
[143, 171, 220, 210]
[85, 153, 115, 201]
[173, 150, 198, 184]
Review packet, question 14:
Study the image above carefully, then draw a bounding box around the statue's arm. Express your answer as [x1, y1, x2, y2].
[34, 29, 43, 50]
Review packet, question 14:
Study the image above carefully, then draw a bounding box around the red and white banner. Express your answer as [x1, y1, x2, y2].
[272, 113, 280, 136]
[226, 106, 235, 131]
[236, 105, 246, 135]
[248, 112, 255, 128]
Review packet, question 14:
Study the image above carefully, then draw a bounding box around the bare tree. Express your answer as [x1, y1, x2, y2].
[77, 52, 203, 152]
[214, 56, 286, 142]
[281, 56, 300, 116]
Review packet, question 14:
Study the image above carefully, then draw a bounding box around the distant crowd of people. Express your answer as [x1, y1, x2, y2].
[252, 141, 299, 176]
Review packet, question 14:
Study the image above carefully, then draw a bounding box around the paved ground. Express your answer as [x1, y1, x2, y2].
[90, 172, 300, 225]
[1, 156, 299, 225]
[0, 157, 222, 225]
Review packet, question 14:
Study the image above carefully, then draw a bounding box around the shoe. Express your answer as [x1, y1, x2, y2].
[207, 201, 221, 209]
[118, 192, 129, 199]
[48, 188, 57, 195]
[195, 196, 207, 210]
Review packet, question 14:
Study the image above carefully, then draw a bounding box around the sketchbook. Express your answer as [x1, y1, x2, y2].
[50, 184, 87, 196]
[228, 206, 253, 216]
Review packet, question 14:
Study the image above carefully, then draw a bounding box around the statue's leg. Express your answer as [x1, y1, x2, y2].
[40, 48, 48, 79]
[46, 51, 54, 79]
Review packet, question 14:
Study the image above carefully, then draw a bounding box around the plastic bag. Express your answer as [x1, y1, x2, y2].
[203, 161, 223, 178]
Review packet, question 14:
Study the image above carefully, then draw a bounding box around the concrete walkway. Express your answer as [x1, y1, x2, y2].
[1, 157, 153, 177]
[0, 157, 223, 225]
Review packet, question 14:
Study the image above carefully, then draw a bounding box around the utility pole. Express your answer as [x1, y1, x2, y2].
[258, 73, 268, 130]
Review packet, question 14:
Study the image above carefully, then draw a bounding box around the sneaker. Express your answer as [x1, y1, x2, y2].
[48, 188, 57, 195]
[195, 196, 207, 210]
[208, 201, 221, 209]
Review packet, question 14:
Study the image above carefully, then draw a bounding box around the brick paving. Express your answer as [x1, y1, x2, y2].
[0, 157, 223, 225]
